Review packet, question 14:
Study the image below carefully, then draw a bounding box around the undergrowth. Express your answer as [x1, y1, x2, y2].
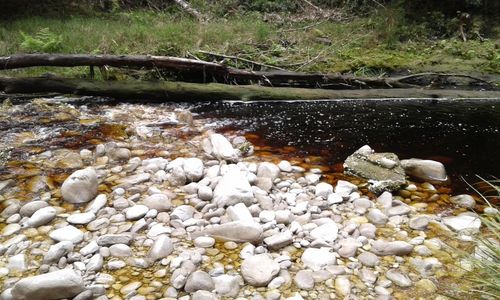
[0, 7, 498, 78]
[449, 177, 500, 299]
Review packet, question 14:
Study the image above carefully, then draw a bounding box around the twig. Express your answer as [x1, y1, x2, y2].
[186, 51, 202, 61]
[302, 0, 322, 11]
[197, 50, 287, 71]
[294, 45, 332, 71]
[369, 0, 386, 8]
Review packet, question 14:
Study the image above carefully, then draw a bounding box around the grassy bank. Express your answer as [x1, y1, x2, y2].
[0, 9, 499, 78]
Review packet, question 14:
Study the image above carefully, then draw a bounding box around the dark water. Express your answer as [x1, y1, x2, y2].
[193, 98, 500, 181]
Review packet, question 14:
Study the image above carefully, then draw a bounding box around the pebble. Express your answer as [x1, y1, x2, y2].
[294, 270, 314, 290]
[126, 205, 149, 220]
[143, 193, 172, 212]
[194, 236, 215, 248]
[443, 214, 481, 232]
[2, 224, 21, 236]
[109, 244, 133, 257]
[358, 251, 380, 267]
[386, 269, 413, 287]
[213, 274, 240, 297]
[371, 240, 413, 256]
[309, 222, 338, 244]
[409, 216, 429, 230]
[241, 254, 280, 287]
[366, 208, 388, 225]
[19, 200, 49, 217]
[184, 270, 214, 293]
[335, 276, 351, 296]
[49, 225, 84, 244]
[28, 206, 57, 227]
[301, 248, 336, 271]
[67, 212, 96, 225]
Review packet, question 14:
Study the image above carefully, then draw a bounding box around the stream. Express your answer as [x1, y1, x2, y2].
[0, 96, 499, 300]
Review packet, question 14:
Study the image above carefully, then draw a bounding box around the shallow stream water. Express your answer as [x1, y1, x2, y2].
[194, 98, 500, 180]
[0, 96, 499, 299]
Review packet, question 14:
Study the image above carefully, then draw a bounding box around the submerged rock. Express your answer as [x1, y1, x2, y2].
[449, 194, 476, 209]
[11, 269, 84, 300]
[443, 214, 481, 232]
[371, 240, 413, 256]
[61, 168, 98, 204]
[343, 145, 406, 193]
[401, 158, 448, 184]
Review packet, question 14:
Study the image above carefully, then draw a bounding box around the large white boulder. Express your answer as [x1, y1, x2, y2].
[11, 269, 84, 300]
[183, 158, 204, 182]
[61, 168, 98, 204]
[401, 159, 448, 184]
[203, 133, 238, 161]
[213, 168, 254, 207]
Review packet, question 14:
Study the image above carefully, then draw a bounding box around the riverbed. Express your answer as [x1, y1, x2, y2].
[0, 97, 498, 300]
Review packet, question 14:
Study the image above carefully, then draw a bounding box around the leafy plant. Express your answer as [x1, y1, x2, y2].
[20, 27, 62, 53]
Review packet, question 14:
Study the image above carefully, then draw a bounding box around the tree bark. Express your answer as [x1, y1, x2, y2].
[1, 76, 498, 102]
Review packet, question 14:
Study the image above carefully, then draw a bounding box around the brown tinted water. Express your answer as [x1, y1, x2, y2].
[193, 98, 500, 194]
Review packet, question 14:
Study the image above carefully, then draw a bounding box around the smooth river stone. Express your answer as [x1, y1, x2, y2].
[67, 212, 96, 225]
[49, 225, 84, 244]
[213, 168, 254, 208]
[371, 240, 413, 256]
[205, 133, 238, 161]
[43, 241, 74, 264]
[194, 221, 263, 243]
[147, 234, 174, 262]
[143, 193, 172, 212]
[125, 205, 149, 220]
[19, 200, 49, 217]
[241, 254, 280, 287]
[401, 158, 448, 184]
[301, 248, 336, 271]
[11, 269, 84, 300]
[61, 167, 98, 204]
[28, 206, 57, 227]
[97, 233, 133, 246]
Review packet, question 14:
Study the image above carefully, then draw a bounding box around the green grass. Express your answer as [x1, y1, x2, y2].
[0, 9, 498, 79]
[448, 178, 500, 300]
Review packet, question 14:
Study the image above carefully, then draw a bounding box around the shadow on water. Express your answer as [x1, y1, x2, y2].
[193, 98, 500, 186]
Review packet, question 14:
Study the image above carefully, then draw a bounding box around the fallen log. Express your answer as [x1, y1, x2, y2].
[2, 54, 493, 90]
[172, 0, 206, 22]
[1, 76, 499, 101]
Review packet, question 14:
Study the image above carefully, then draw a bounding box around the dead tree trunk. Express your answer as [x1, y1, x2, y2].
[172, 0, 206, 22]
[0, 54, 494, 90]
[1, 76, 498, 102]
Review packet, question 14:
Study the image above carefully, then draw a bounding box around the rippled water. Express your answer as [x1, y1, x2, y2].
[194, 98, 500, 182]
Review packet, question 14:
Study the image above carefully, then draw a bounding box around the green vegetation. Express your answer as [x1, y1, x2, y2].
[449, 177, 500, 299]
[0, 2, 498, 78]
